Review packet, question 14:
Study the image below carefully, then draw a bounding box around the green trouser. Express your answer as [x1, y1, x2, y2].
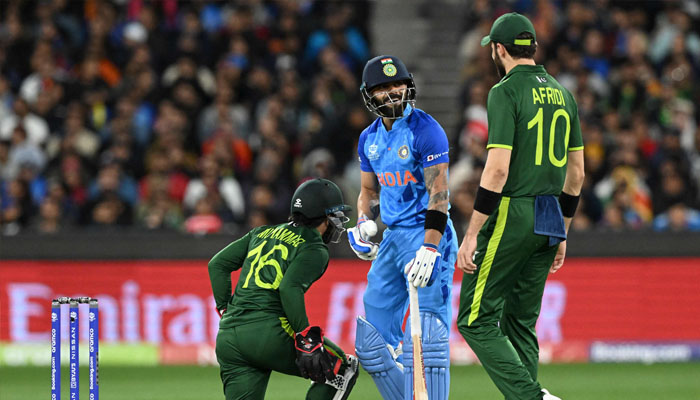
[216, 317, 349, 400]
[457, 197, 558, 400]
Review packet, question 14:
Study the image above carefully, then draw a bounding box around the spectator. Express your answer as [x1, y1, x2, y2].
[1, 178, 34, 235]
[197, 84, 250, 144]
[5, 126, 46, 181]
[136, 174, 184, 231]
[86, 191, 132, 228]
[183, 155, 244, 224]
[653, 202, 700, 231]
[303, 3, 369, 72]
[184, 196, 222, 235]
[139, 148, 189, 204]
[0, 98, 49, 146]
[87, 162, 138, 207]
[30, 197, 64, 234]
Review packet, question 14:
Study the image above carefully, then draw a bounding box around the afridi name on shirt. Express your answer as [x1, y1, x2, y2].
[532, 87, 566, 106]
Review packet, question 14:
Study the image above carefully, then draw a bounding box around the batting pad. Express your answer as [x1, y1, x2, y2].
[355, 316, 405, 400]
[403, 312, 450, 400]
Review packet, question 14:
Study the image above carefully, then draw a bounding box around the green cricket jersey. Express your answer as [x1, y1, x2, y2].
[486, 64, 583, 197]
[208, 223, 329, 334]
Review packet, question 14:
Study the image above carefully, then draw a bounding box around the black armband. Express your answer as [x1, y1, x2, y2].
[558, 191, 580, 218]
[424, 210, 448, 235]
[474, 186, 502, 215]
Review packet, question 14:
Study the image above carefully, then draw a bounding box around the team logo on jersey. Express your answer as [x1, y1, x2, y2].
[368, 144, 380, 161]
[376, 170, 418, 187]
[398, 145, 409, 159]
[294, 198, 302, 208]
[383, 64, 397, 77]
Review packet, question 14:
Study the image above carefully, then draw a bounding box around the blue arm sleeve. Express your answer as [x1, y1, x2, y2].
[358, 131, 374, 172]
[414, 117, 450, 168]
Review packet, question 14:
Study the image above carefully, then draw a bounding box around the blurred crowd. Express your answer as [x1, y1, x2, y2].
[3, 0, 700, 238]
[451, 0, 700, 234]
[0, 0, 372, 235]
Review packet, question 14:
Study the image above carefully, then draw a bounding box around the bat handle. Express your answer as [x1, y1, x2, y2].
[409, 284, 421, 336]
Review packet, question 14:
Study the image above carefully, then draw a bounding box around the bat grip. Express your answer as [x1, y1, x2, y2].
[408, 285, 422, 338]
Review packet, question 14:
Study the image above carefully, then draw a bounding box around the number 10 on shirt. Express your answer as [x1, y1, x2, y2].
[527, 107, 570, 167]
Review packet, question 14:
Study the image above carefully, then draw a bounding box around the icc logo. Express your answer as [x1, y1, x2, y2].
[368, 144, 380, 161]
[52, 313, 57, 322]
[89, 313, 95, 322]
[294, 198, 302, 208]
[70, 311, 77, 319]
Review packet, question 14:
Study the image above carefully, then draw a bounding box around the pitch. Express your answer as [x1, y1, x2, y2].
[1, 363, 698, 399]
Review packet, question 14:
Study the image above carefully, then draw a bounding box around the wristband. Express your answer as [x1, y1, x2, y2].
[424, 210, 447, 234]
[422, 242, 438, 251]
[474, 186, 502, 215]
[558, 191, 580, 218]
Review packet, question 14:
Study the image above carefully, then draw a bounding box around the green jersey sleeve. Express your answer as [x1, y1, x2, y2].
[278, 244, 329, 333]
[208, 231, 253, 310]
[567, 93, 584, 151]
[486, 83, 516, 150]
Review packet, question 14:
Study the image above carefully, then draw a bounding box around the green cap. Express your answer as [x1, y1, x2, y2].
[481, 12, 536, 47]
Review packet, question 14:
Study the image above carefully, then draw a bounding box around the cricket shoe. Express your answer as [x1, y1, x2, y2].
[542, 388, 561, 400]
[319, 355, 359, 400]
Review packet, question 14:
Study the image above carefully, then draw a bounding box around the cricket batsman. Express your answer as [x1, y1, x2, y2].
[347, 55, 458, 400]
[209, 178, 359, 400]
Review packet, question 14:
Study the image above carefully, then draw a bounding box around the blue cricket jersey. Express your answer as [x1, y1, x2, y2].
[358, 105, 450, 228]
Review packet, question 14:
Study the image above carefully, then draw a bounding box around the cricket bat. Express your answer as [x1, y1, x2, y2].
[408, 284, 428, 400]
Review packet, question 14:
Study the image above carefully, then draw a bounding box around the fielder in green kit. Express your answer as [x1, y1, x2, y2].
[209, 178, 359, 400]
[456, 13, 585, 400]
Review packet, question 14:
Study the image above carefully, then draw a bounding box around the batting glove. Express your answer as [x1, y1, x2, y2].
[404, 243, 441, 288]
[347, 216, 379, 261]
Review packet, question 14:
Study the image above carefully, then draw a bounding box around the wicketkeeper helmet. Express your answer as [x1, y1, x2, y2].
[291, 179, 351, 243]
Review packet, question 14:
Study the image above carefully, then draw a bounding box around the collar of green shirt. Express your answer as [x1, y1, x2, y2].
[501, 64, 546, 81]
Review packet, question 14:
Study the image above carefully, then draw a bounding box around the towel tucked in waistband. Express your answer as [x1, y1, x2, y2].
[534, 195, 566, 246]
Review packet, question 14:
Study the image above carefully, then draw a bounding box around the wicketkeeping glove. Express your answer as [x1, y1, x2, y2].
[347, 216, 379, 261]
[294, 326, 341, 383]
[404, 243, 441, 288]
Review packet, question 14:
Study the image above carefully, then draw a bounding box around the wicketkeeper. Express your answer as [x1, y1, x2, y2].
[209, 178, 359, 400]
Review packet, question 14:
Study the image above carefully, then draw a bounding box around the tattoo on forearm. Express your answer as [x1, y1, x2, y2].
[424, 166, 439, 193]
[429, 191, 449, 211]
[425, 164, 449, 213]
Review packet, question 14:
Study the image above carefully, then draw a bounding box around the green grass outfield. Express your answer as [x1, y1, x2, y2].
[1, 363, 699, 399]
